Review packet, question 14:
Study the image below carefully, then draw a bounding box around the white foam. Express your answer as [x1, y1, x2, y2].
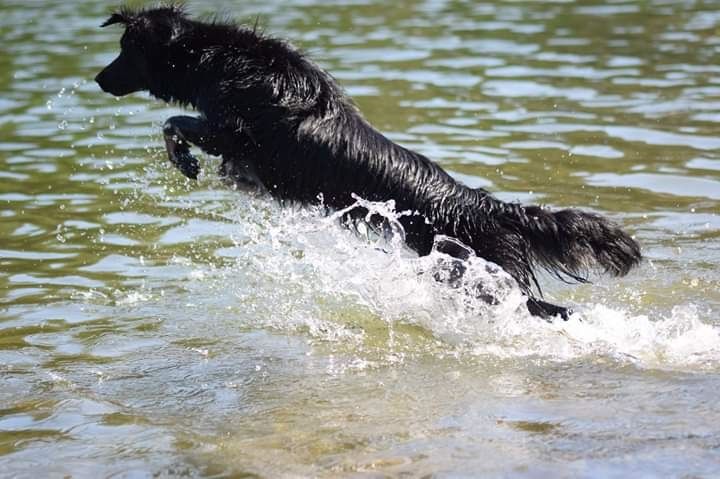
[186, 193, 720, 371]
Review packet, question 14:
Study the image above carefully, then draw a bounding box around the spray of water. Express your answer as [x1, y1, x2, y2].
[142, 184, 720, 371]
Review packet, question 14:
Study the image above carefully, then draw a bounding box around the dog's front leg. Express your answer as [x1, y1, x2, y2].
[163, 115, 224, 179]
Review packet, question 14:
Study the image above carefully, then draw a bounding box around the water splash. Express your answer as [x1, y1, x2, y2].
[168, 192, 720, 371]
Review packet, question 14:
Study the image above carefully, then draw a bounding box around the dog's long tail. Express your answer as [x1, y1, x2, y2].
[487, 200, 642, 291]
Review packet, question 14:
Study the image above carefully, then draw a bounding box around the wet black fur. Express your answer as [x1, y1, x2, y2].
[95, 6, 642, 318]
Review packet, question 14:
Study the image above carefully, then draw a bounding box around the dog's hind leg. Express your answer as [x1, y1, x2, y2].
[434, 237, 571, 321]
[526, 298, 571, 321]
[163, 116, 225, 179]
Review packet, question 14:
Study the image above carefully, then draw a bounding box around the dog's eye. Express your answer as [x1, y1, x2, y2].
[120, 32, 141, 50]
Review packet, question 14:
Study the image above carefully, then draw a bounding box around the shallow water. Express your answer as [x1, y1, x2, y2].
[2, 0, 720, 477]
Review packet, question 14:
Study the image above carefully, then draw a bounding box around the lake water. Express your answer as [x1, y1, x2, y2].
[1, 0, 720, 477]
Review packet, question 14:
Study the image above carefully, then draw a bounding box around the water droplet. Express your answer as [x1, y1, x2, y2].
[57, 120, 68, 130]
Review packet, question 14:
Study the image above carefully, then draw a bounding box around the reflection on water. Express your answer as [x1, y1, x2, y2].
[1, 0, 720, 477]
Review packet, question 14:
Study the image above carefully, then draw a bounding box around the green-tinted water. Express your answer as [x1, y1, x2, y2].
[2, 0, 720, 477]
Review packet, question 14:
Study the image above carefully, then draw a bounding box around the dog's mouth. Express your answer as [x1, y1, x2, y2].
[94, 72, 116, 95]
[95, 71, 141, 97]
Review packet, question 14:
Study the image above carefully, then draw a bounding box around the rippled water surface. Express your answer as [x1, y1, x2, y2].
[2, 0, 720, 477]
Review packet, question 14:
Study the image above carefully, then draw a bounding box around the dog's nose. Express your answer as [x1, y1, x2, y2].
[94, 72, 109, 93]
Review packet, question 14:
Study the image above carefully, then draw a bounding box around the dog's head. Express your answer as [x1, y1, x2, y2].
[95, 6, 188, 97]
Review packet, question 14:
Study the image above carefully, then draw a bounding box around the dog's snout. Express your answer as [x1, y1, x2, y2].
[94, 65, 116, 94]
[94, 71, 106, 91]
[94, 53, 146, 97]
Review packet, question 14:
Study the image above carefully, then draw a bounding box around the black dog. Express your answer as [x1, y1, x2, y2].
[95, 6, 641, 319]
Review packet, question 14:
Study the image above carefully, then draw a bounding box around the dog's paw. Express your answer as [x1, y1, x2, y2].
[168, 147, 200, 180]
[526, 298, 571, 321]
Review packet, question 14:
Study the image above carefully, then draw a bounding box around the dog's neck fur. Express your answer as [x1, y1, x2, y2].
[147, 19, 321, 112]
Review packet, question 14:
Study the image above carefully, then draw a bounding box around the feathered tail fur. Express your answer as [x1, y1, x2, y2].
[485, 200, 642, 293]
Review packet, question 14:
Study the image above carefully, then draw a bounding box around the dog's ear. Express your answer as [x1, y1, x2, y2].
[125, 5, 188, 43]
[100, 12, 130, 28]
[152, 6, 188, 42]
